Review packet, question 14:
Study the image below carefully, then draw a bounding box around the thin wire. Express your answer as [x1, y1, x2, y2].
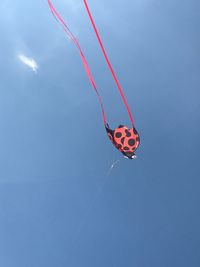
[106, 158, 121, 177]
[65, 158, 120, 264]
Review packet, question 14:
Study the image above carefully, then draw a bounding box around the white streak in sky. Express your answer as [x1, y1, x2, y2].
[18, 54, 38, 73]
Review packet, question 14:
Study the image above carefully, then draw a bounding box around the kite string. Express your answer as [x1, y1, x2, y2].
[47, 0, 107, 124]
[83, 0, 135, 127]
[63, 160, 117, 265]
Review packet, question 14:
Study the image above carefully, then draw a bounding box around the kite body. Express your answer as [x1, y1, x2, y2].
[105, 124, 140, 159]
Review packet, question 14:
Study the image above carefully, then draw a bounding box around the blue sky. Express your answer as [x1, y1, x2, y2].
[0, 0, 200, 266]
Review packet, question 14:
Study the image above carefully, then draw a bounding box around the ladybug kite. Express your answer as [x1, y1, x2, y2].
[105, 124, 140, 159]
[48, 0, 140, 159]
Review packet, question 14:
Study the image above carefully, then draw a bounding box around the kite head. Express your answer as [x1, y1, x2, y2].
[123, 152, 137, 160]
[105, 124, 140, 159]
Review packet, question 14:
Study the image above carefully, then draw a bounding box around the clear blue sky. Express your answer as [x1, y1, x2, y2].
[0, 0, 200, 266]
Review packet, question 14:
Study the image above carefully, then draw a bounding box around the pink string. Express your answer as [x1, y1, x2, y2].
[83, 0, 135, 127]
[47, 0, 107, 124]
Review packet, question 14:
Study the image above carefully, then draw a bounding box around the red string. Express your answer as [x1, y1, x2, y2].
[47, 0, 107, 124]
[83, 0, 135, 127]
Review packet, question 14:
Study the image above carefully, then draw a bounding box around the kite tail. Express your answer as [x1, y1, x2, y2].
[47, 0, 107, 124]
[83, 0, 135, 127]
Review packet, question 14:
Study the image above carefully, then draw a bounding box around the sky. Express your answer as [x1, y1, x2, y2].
[0, 0, 200, 266]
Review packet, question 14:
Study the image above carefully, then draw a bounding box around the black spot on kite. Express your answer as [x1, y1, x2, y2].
[115, 132, 122, 138]
[121, 137, 125, 144]
[128, 138, 135, 146]
[125, 129, 131, 137]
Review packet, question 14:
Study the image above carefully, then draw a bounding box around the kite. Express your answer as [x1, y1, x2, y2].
[47, 0, 140, 159]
